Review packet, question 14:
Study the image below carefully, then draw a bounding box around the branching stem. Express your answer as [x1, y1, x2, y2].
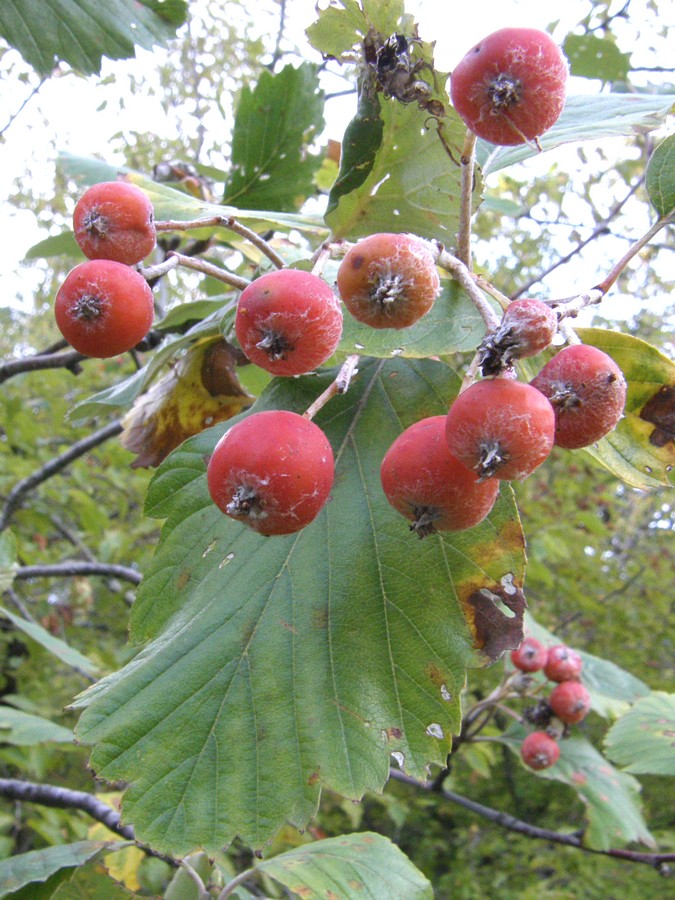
[457, 129, 477, 267]
[304, 355, 360, 420]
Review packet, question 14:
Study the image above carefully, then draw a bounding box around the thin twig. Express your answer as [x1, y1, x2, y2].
[0, 76, 47, 137]
[180, 859, 210, 898]
[595, 214, 673, 295]
[389, 769, 675, 874]
[434, 247, 501, 331]
[14, 563, 142, 586]
[303, 355, 360, 420]
[167, 252, 249, 290]
[457, 129, 477, 268]
[0, 421, 123, 533]
[156, 215, 286, 269]
[218, 865, 258, 899]
[0, 778, 177, 866]
[0, 349, 86, 384]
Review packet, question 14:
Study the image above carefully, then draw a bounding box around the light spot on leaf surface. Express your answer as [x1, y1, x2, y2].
[426, 723, 444, 739]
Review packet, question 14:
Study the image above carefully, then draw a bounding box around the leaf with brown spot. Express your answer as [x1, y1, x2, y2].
[459, 582, 526, 662]
[121, 337, 252, 468]
[639, 384, 675, 448]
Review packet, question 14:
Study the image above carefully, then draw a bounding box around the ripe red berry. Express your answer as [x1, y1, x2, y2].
[206, 410, 334, 536]
[450, 28, 568, 146]
[520, 730, 560, 770]
[544, 645, 583, 683]
[235, 269, 343, 376]
[380, 416, 499, 538]
[54, 259, 154, 358]
[511, 636, 548, 672]
[73, 181, 156, 265]
[336, 233, 440, 329]
[530, 344, 627, 449]
[480, 299, 558, 376]
[549, 680, 591, 724]
[445, 379, 555, 480]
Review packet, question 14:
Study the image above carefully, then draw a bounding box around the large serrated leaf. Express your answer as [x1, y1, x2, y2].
[0, 0, 187, 76]
[477, 94, 674, 176]
[575, 328, 675, 489]
[258, 832, 432, 899]
[646, 134, 675, 219]
[501, 732, 655, 850]
[73, 358, 526, 855]
[604, 692, 675, 776]
[224, 64, 325, 212]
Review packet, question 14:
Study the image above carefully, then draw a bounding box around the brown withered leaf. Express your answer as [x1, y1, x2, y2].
[121, 338, 252, 468]
[459, 580, 526, 663]
[639, 384, 675, 448]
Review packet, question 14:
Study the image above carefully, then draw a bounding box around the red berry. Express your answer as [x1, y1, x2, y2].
[549, 681, 591, 724]
[450, 28, 568, 146]
[336, 233, 440, 329]
[380, 416, 499, 537]
[445, 379, 555, 480]
[480, 299, 558, 376]
[520, 730, 560, 770]
[206, 410, 334, 536]
[530, 344, 627, 449]
[54, 260, 154, 358]
[235, 269, 343, 376]
[511, 636, 548, 672]
[73, 181, 156, 265]
[544, 645, 583, 683]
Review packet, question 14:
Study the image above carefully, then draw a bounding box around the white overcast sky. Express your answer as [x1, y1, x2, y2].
[0, 0, 669, 318]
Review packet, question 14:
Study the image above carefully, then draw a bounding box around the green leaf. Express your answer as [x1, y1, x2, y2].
[338, 281, 494, 358]
[477, 94, 674, 176]
[258, 832, 432, 899]
[523, 613, 650, 718]
[0, 0, 187, 77]
[306, 0, 402, 59]
[575, 328, 675, 489]
[0, 607, 99, 676]
[58, 154, 326, 236]
[327, 98, 474, 242]
[604, 692, 675, 775]
[0, 706, 73, 745]
[0, 532, 19, 593]
[0, 840, 127, 895]
[24, 231, 82, 261]
[563, 34, 631, 82]
[501, 732, 655, 850]
[224, 64, 325, 212]
[74, 358, 526, 855]
[646, 134, 675, 219]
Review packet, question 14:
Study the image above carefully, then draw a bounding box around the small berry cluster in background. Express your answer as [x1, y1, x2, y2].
[511, 637, 592, 770]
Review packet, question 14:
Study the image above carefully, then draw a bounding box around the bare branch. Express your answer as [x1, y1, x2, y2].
[0, 350, 86, 385]
[167, 252, 249, 291]
[389, 769, 675, 874]
[14, 562, 142, 586]
[303, 355, 360, 420]
[434, 247, 501, 331]
[0, 778, 176, 866]
[457, 129, 477, 268]
[0, 421, 123, 533]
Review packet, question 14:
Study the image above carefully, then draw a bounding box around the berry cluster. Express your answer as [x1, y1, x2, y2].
[511, 637, 591, 770]
[55, 181, 156, 358]
[450, 27, 568, 147]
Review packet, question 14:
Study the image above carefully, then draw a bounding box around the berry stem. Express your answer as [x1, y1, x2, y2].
[303, 354, 360, 421]
[167, 252, 250, 290]
[457, 129, 477, 268]
[155, 215, 286, 269]
[594, 212, 673, 295]
[434, 248, 501, 330]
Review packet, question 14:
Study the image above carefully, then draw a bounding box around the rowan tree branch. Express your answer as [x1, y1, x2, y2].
[14, 562, 142, 586]
[0, 421, 123, 533]
[0, 778, 176, 865]
[0, 349, 86, 384]
[389, 769, 674, 875]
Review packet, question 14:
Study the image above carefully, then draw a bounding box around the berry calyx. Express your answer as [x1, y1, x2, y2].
[544, 644, 583, 683]
[380, 416, 499, 537]
[549, 680, 592, 724]
[530, 344, 627, 449]
[206, 410, 334, 535]
[336, 233, 440, 329]
[520, 730, 560, 770]
[54, 260, 154, 358]
[445, 379, 555, 480]
[479, 299, 558, 376]
[73, 181, 156, 265]
[235, 269, 343, 376]
[511, 636, 548, 672]
[450, 28, 568, 146]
